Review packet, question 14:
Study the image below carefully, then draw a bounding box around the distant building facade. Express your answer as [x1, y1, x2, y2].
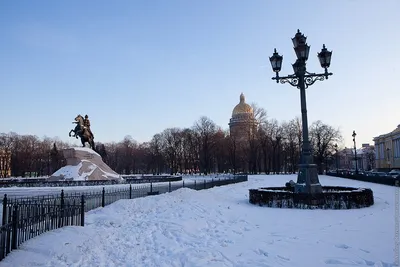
[373, 124, 400, 171]
[336, 144, 375, 171]
[0, 150, 11, 178]
[228, 93, 257, 140]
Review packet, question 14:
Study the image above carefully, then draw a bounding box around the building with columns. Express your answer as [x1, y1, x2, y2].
[228, 93, 257, 140]
[373, 124, 400, 171]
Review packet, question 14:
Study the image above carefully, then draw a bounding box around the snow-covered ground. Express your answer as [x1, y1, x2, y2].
[0, 174, 396, 267]
[0, 174, 234, 200]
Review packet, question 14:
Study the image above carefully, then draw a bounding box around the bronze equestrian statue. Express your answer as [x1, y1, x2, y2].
[83, 115, 94, 138]
[69, 114, 95, 149]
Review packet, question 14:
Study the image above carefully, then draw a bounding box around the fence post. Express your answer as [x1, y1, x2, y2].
[211, 178, 214, 187]
[2, 194, 7, 226]
[150, 182, 153, 193]
[194, 180, 197, 190]
[60, 189, 65, 227]
[11, 205, 18, 249]
[60, 189, 65, 208]
[169, 181, 171, 193]
[129, 184, 132, 199]
[182, 180, 185, 188]
[204, 179, 206, 189]
[80, 195, 85, 227]
[101, 187, 105, 207]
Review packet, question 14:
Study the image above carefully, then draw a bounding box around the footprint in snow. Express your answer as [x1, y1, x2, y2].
[232, 230, 242, 235]
[335, 244, 350, 249]
[254, 249, 269, 257]
[276, 255, 290, 261]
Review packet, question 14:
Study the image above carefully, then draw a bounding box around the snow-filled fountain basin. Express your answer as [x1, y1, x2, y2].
[249, 185, 374, 209]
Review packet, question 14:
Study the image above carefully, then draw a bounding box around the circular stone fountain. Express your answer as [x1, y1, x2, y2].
[249, 184, 374, 210]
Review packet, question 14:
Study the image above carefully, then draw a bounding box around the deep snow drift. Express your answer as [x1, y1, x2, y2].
[0, 175, 396, 267]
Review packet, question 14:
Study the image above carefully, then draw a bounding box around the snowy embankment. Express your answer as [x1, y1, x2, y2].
[0, 174, 228, 200]
[0, 175, 395, 267]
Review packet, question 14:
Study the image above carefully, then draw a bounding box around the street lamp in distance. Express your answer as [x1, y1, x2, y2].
[334, 143, 339, 173]
[352, 131, 358, 175]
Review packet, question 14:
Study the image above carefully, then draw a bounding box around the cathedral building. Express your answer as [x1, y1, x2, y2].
[229, 93, 257, 140]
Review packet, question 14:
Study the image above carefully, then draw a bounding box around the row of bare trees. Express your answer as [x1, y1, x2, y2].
[0, 107, 343, 177]
[0, 134, 69, 177]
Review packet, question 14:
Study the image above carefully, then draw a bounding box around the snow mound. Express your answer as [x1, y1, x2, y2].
[49, 147, 121, 181]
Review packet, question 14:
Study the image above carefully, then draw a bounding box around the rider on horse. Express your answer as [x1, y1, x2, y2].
[69, 114, 96, 149]
[83, 115, 94, 139]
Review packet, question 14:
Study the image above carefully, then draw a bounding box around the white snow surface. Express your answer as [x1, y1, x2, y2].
[51, 160, 120, 181]
[73, 146, 101, 157]
[0, 175, 396, 267]
[51, 162, 85, 180]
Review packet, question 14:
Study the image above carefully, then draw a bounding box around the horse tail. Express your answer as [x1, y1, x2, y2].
[91, 139, 96, 150]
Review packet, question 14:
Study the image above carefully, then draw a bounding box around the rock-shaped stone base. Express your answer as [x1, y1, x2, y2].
[49, 147, 121, 181]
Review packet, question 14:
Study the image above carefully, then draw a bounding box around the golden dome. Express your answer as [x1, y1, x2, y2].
[232, 93, 253, 116]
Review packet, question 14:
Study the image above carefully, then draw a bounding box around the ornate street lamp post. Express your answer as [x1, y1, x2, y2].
[352, 130, 358, 174]
[269, 29, 333, 194]
[334, 143, 339, 173]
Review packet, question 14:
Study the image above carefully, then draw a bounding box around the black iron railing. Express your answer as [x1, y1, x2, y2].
[326, 171, 398, 186]
[0, 175, 248, 261]
[0, 198, 84, 260]
[0, 175, 183, 188]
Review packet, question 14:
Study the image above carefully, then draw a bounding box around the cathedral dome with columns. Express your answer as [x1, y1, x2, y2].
[232, 93, 253, 117]
[229, 93, 257, 139]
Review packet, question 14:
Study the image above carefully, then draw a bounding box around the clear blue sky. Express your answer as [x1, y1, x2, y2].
[1, 0, 399, 148]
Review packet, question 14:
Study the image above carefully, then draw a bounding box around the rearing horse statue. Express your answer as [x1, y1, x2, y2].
[69, 115, 95, 149]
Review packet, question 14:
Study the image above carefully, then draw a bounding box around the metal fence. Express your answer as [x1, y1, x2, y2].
[0, 198, 84, 260]
[0, 175, 247, 261]
[0, 175, 183, 188]
[326, 172, 398, 186]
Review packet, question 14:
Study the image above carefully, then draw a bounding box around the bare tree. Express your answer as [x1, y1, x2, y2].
[50, 142, 64, 175]
[181, 128, 199, 174]
[212, 129, 227, 173]
[282, 119, 301, 173]
[364, 145, 376, 171]
[245, 103, 267, 174]
[136, 142, 152, 174]
[309, 120, 342, 174]
[227, 132, 238, 174]
[160, 128, 183, 175]
[258, 119, 282, 174]
[103, 142, 118, 172]
[251, 103, 268, 127]
[193, 116, 217, 174]
[113, 136, 138, 174]
[149, 133, 165, 174]
[0, 132, 16, 177]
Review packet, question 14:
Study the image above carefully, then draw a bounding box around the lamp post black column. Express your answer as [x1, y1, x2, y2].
[334, 143, 339, 173]
[352, 130, 358, 174]
[269, 30, 333, 194]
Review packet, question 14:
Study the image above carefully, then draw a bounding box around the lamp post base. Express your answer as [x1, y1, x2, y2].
[295, 163, 323, 194]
